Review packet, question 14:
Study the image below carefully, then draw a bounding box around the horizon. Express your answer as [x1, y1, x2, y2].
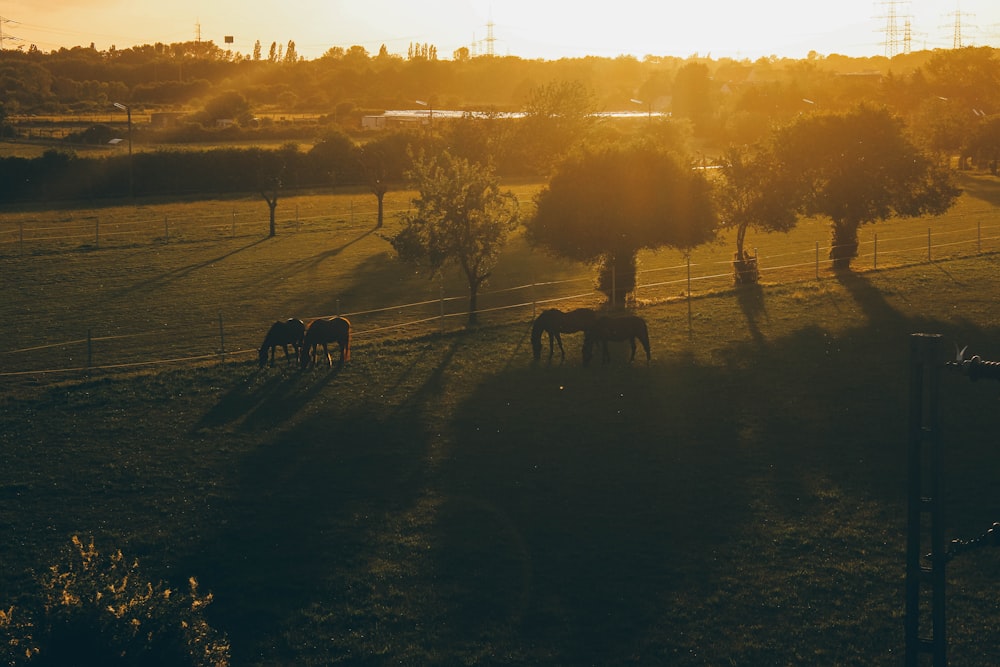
[3, 0, 1000, 62]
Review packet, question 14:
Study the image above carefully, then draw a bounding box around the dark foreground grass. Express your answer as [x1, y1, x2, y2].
[3, 253, 1000, 665]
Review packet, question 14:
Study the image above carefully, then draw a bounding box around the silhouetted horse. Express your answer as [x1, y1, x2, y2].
[258, 318, 305, 368]
[583, 315, 651, 366]
[531, 308, 599, 361]
[300, 317, 351, 369]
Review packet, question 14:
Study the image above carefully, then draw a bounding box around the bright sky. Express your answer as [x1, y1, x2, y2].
[4, 0, 1000, 61]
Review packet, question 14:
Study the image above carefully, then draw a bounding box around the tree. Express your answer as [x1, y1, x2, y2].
[716, 143, 802, 284]
[358, 130, 420, 229]
[391, 152, 520, 326]
[526, 142, 717, 307]
[514, 79, 597, 176]
[773, 104, 960, 269]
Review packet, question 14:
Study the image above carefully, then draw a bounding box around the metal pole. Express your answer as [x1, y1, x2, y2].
[906, 333, 946, 667]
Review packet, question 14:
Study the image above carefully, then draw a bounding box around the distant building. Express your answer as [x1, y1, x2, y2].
[150, 111, 184, 128]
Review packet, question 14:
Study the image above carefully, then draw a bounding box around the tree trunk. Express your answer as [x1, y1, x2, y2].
[597, 252, 637, 309]
[829, 219, 859, 270]
[376, 191, 385, 229]
[268, 201, 277, 237]
[467, 282, 479, 327]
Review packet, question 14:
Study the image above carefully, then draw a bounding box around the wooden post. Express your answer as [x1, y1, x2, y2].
[873, 233, 878, 270]
[218, 313, 226, 364]
[927, 227, 932, 262]
[815, 241, 820, 280]
[439, 278, 445, 333]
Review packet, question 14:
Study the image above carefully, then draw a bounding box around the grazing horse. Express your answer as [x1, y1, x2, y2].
[531, 308, 599, 361]
[300, 317, 351, 369]
[582, 315, 651, 367]
[258, 318, 305, 368]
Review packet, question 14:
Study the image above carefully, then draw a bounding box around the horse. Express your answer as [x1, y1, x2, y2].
[300, 317, 351, 369]
[582, 315, 651, 367]
[258, 318, 306, 368]
[530, 308, 599, 361]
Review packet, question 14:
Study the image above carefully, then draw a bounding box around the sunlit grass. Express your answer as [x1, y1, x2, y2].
[1, 173, 1000, 665]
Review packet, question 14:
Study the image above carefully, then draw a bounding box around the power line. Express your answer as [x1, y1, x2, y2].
[0, 16, 24, 50]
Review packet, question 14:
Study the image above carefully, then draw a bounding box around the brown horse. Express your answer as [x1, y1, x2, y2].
[582, 315, 650, 366]
[258, 318, 305, 368]
[531, 308, 599, 361]
[300, 317, 351, 369]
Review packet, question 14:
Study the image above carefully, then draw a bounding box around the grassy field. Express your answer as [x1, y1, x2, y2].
[2, 175, 1000, 665]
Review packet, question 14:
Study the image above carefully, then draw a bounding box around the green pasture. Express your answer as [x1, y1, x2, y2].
[2, 175, 1000, 665]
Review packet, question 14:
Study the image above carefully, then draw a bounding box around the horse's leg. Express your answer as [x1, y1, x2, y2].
[555, 332, 565, 359]
[322, 342, 332, 367]
[628, 337, 637, 362]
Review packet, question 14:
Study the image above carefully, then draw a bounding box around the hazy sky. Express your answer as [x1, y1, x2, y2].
[4, 1, 999, 61]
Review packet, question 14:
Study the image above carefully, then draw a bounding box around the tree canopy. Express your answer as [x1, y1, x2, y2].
[772, 104, 960, 268]
[526, 142, 717, 305]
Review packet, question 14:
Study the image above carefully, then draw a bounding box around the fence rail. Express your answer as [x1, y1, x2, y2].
[2, 210, 999, 379]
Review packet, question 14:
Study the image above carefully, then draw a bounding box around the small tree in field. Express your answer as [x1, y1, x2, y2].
[391, 152, 519, 326]
[526, 142, 717, 307]
[717, 143, 802, 284]
[773, 104, 960, 269]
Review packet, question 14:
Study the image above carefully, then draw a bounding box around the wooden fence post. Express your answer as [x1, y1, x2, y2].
[218, 313, 226, 364]
[874, 232, 878, 270]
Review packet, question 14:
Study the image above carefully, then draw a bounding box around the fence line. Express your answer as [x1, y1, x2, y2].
[2, 217, 999, 379]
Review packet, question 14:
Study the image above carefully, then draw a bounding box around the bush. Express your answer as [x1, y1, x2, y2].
[1, 536, 229, 667]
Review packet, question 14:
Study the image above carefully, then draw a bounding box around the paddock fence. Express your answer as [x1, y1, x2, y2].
[1, 211, 999, 379]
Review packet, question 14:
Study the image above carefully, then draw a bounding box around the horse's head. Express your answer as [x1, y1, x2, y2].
[258, 345, 269, 368]
[299, 342, 312, 370]
[531, 337, 542, 361]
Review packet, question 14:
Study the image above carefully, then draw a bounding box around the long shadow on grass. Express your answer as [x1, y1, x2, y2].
[105, 237, 270, 300]
[736, 283, 768, 345]
[240, 228, 379, 297]
[956, 172, 1000, 207]
[185, 403, 431, 665]
[428, 309, 989, 664]
[194, 362, 347, 431]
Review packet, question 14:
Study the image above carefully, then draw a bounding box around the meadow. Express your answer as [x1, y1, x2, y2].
[2, 174, 1000, 665]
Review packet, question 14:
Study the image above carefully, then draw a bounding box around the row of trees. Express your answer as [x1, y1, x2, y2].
[3, 40, 1000, 151]
[391, 105, 959, 323]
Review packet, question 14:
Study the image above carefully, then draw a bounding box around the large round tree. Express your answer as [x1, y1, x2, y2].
[525, 142, 717, 307]
[773, 104, 960, 269]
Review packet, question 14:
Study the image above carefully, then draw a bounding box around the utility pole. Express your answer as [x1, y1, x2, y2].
[877, 0, 910, 58]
